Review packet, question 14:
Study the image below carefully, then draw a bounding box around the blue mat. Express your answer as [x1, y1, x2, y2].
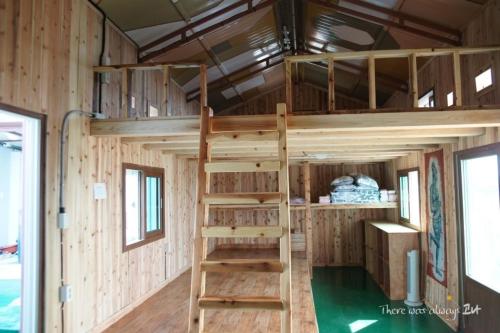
[0, 279, 20, 332]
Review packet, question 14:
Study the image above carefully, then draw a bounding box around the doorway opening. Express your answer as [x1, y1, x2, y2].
[0, 104, 45, 333]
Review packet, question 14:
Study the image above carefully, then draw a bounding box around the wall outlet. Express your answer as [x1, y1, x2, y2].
[59, 285, 73, 303]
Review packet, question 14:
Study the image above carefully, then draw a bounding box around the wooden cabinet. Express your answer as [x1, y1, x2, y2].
[364, 221, 419, 300]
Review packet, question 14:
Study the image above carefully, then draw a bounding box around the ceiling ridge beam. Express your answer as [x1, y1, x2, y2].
[140, 0, 279, 62]
[307, 0, 461, 46]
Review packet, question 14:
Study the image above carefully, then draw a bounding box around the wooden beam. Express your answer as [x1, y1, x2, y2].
[453, 52, 463, 106]
[368, 55, 376, 110]
[200, 259, 284, 273]
[93, 62, 200, 72]
[202, 226, 284, 238]
[203, 192, 281, 205]
[285, 60, 293, 113]
[91, 109, 500, 137]
[207, 131, 279, 143]
[141, 0, 279, 62]
[308, 0, 460, 46]
[199, 64, 208, 109]
[328, 58, 335, 113]
[304, 47, 408, 92]
[121, 68, 130, 118]
[162, 66, 170, 116]
[409, 54, 419, 108]
[303, 162, 313, 278]
[187, 106, 212, 333]
[205, 160, 280, 173]
[276, 103, 292, 333]
[198, 296, 284, 311]
[287, 46, 500, 63]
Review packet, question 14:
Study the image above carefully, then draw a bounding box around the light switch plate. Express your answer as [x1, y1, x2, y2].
[93, 183, 107, 200]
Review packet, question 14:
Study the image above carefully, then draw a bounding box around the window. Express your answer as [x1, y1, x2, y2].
[447, 91, 454, 106]
[122, 163, 164, 251]
[398, 168, 421, 228]
[456, 143, 500, 293]
[475, 67, 493, 93]
[149, 104, 159, 117]
[418, 89, 435, 108]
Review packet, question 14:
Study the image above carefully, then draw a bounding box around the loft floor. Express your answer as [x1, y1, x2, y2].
[312, 267, 456, 333]
[105, 249, 317, 333]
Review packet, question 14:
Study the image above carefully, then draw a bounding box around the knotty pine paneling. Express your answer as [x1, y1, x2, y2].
[383, 1, 500, 330]
[0, 1, 198, 332]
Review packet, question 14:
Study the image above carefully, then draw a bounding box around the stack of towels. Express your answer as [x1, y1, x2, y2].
[330, 174, 380, 204]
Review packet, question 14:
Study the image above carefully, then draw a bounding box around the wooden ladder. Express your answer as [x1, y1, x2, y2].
[188, 103, 292, 333]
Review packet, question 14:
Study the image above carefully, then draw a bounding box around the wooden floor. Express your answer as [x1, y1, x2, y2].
[105, 249, 318, 333]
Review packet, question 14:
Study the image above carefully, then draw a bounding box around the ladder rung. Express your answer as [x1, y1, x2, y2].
[198, 296, 284, 310]
[205, 160, 280, 173]
[200, 259, 284, 273]
[206, 130, 278, 143]
[203, 192, 281, 205]
[202, 226, 284, 238]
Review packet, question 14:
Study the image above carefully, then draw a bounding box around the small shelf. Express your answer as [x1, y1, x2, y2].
[310, 202, 397, 210]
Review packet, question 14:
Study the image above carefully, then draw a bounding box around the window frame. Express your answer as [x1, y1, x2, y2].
[474, 65, 494, 96]
[454, 142, 500, 315]
[122, 163, 165, 252]
[397, 167, 421, 230]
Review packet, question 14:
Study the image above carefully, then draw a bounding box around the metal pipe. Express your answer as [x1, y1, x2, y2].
[58, 109, 105, 332]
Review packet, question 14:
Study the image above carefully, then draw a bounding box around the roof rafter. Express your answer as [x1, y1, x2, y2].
[307, 0, 461, 46]
[186, 53, 288, 102]
[140, 0, 279, 62]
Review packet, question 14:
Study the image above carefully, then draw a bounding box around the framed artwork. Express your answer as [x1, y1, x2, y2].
[425, 149, 447, 287]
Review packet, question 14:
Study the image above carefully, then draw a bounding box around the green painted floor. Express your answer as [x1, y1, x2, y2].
[311, 267, 456, 333]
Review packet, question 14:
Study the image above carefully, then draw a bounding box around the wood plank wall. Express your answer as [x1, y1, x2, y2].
[0, 1, 198, 332]
[218, 83, 368, 115]
[209, 163, 391, 266]
[384, 0, 500, 330]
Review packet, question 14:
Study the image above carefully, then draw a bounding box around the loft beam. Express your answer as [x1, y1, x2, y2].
[90, 108, 500, 137]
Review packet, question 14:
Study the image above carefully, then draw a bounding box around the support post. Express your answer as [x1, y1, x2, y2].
[277, 103, 292, 333]
[453, 52, 462, 106]
[285, 60, 293, 114]
[368, 55, 376, 110]
[162, 66, 171, 116]
[121, 68, 130, 118]
[328, 58, 335, 113]
[409, 54, 419, 108]
[188, 64, 210, 333]
[303, 162, 313, 277]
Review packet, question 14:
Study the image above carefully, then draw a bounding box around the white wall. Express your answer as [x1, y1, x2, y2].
[0, 145, 22, 248]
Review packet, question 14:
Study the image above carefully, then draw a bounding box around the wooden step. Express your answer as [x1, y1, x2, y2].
[201, 226, 284, 238]
[200, 259, 284, 273]
[203, 192, 281, 205]
[198, 296, 284, 310]
[205, 160, 280, 173]
[206, 130, 278, 143]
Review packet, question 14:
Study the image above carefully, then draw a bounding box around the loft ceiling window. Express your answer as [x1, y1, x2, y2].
[475, 67, 493, 93]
